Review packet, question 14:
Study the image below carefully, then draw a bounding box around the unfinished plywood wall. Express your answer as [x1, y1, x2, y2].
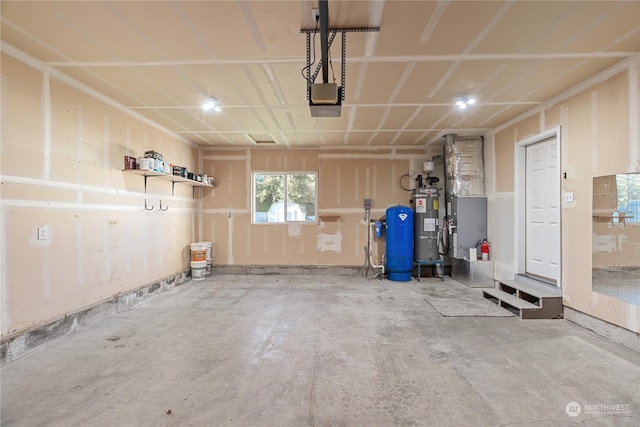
[486, 57, 640, 332]
[1, 53, 200, 337]
[201, 148, 439, 266]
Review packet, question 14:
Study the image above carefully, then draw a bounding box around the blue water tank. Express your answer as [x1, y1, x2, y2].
[385, 205, 414, 281]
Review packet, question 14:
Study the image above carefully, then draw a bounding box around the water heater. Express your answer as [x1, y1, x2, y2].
[411, 186, 440, 261]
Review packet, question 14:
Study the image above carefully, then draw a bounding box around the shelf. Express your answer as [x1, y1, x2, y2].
[123, 169, 214, 187]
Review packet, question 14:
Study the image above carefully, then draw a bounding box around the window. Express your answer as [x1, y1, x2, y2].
[252, 172, 317, 223]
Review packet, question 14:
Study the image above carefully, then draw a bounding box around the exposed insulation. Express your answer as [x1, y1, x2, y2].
[445, 137, 485, 198]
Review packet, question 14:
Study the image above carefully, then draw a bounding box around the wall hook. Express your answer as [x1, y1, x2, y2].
[159, 200, 168, 211]
[143, 176, 154, 210]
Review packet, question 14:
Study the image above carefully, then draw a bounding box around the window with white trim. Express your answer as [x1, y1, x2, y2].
[252, 172, 317, 223]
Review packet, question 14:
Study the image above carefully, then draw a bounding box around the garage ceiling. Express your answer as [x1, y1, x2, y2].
[2, 1, 639, 148]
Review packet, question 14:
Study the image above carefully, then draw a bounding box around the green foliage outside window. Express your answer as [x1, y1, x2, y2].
[253, 173, 317, 223]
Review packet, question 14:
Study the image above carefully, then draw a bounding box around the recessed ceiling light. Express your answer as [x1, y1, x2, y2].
[455, 97, 476, 110]
[202, 97, 222, 112]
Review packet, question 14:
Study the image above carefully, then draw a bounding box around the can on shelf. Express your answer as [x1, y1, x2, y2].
[124, 155, 136, 170]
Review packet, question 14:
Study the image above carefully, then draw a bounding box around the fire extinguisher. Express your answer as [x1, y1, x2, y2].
[481, 239, 490, 261]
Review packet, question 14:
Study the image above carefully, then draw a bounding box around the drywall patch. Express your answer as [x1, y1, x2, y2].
[318, 231, 342, 253]
[42, 247, 51, 299]
[591, 90, 598, 175]
[391, 164, 397, 194]
[227, 213, 234, 264]
[287, 224, 301, 236]
[336, 166, 341, 204]
[103, 116, 110, 183]
[354, 166, 360, 200]
[41, 72, 51, 179]
[75, 222, 85, 287]
[629, 58, 639, 171]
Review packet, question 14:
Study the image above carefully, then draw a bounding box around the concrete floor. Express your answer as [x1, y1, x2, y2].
[2, 274, 639, 426]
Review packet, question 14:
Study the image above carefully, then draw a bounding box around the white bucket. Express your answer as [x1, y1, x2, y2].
[203, 241, 213, 262]
[191, 260, 206, 281]
[205, 262, 212, 276]
[190, 242, 207, 262]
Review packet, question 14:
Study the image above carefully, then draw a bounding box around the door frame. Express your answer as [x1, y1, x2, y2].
[514, 126, 562, 288]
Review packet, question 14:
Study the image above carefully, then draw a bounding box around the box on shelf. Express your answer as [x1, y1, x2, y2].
[144, 150, 163, 160]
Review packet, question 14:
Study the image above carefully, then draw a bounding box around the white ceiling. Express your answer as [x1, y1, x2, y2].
[2, 1, 639, 148]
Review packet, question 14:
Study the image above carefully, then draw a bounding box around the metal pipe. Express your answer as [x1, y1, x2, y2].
[319, 0, 329, 83]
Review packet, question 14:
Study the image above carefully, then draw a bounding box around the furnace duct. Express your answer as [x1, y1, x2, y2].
[444, 135, 485, 198]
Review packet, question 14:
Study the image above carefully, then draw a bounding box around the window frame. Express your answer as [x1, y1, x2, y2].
[251, 171, 318, 225]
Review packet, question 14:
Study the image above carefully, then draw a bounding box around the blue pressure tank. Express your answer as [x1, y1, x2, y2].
[385, 205, 414, 281]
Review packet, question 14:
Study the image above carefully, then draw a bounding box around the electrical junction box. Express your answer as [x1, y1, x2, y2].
[311, 83, 338, 104]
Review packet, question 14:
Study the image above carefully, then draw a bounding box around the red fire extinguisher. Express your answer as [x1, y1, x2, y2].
[481, 239, 490, 261]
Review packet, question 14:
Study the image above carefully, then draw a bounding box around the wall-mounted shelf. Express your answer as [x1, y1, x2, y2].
[123, 169, 214, 188]
[123, 169, 214, 211]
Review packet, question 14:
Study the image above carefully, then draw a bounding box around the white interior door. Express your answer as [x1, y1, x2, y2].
[525, 138, 560, 283]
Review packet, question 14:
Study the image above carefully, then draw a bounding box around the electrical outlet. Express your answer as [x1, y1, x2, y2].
[311, 8, 319, 22]
[564, 192, 574, 202]
[37, 226, 48, 241]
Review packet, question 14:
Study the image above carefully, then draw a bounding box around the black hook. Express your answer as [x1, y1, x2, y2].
[159, 200, 168, 211]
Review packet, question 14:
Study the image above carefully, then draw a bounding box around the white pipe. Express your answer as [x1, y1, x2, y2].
[368, 222, 385, 274]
